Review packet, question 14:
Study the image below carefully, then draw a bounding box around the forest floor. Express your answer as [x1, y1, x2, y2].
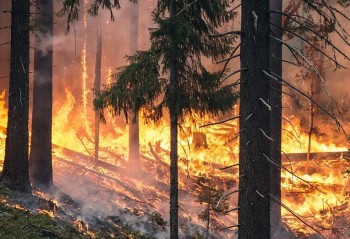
[0, 183, 157, 239]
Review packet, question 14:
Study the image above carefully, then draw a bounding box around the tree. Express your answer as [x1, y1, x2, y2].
[269, 0, 283, 230]
[243, 0, 350, 235]
[195, 174, 229, 238]
[128, 2, 140, 166]
[29, 0, 54, 187]
[58, 0, 137, 32]
[238, 1, 271, 238]
[94, 26, 102, 161]
[0, 0, 31, 191]
[94, 1, 237, 238]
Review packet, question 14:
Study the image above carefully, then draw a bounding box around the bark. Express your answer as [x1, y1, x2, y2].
[94, 26, 102, 161]
[169, 1, 179, 238]
[238, 1, 271, 238]
[128, 2, 140, 165]
[1, 0, 31, 191]
[29, 0, 54, 187]
[269, 0, 283, 229]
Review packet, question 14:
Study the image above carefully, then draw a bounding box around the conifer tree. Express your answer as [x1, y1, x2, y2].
[94, 1, 238, 237]
[30, 0, 54, 188]
[0, 0, 31, 191]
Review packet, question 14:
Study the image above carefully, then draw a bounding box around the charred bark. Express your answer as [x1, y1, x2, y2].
[128, 2, 140, 165]
[238, 1, 271, 238]
[269, 0, 283, 229]
[29, 0, 54, 187]
[1, 0, 31, 191]
[94, 26, 102, 162]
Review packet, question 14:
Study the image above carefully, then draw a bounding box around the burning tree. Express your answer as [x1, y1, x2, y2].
[93, 1, 238, 238]
[0, 0, 31, 192]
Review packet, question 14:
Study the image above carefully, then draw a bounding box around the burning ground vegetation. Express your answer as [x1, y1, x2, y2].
[2, 90, 350, 238]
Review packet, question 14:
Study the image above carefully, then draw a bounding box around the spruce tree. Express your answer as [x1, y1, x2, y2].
[238, 1, 271, 238]
[94, 1, 238, 237]
[0, 0, 31, 191]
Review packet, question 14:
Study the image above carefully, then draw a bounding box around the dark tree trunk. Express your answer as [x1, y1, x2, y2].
[238, 1, 271, 238]
[94, 27, 102, 161]
[128, 2, 140, 165]
[269, 0, 283, 229]
[29, 0, 54, 187]
[1, 0, 31, 191]
[169, 1, 179, 238]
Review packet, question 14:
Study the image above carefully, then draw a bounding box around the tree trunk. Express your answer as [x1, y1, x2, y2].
[238, 1, 271, 238]
[1, 0, 31, 191]
[94, 26, 102, 162]
[29, 0, 54, 187]
[128, 2, 140, 165]
[269, 0, 282, 229]
[169, 0, 179, 238]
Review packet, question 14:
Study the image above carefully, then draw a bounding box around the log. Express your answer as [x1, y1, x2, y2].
[282, 151, 349, 162]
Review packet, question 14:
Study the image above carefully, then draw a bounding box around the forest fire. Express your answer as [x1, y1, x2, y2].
[2, 0, 350, 238]
[1, 81, 350, 237]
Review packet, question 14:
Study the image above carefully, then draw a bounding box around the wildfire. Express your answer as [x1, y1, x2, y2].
[0, 56, 349, 238]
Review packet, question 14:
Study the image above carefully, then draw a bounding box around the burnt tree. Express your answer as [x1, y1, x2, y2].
[29, 0, 54, 187]
[1, 0, 31, 191]
[238, 1, 271, 238]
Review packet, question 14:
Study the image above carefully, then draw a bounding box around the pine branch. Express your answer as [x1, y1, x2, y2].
[199, 115, 240, 128]
[216, 189, 241, 209]
[220, 68, 246, 83]
[269, 193, 325, 239]
[270, 10, 350, 62]
[270, 22, 347, 68]
[210, 30, 242, 38]
[269, 35, 346, 111]
[262, 70, 349, 142]
[282, 117, 302, 148]
[219, 163, 239, 171]
[219, 43, 241, 77]
[228, 4, 241, 14]
[175, 0, 199, 17]
[262, 153, 325, 194]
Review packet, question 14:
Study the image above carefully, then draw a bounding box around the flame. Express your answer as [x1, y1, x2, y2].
[0, 91, 7, 170]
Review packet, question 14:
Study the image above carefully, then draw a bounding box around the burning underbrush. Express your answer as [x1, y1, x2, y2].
[51, 143, 238, 238]
[1, 87, 350, 238]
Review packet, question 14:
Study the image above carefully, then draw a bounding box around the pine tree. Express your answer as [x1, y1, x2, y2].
[195, 174, 229, 238]
[0, 0, 31, 191]
[29, 0, 54, 188]
[94, 26, 102, 162]
[94, 1, 238, 237]
[128, 2, 141, 166]
[269, 0, 283, 230]
[238, 1, 271, 238]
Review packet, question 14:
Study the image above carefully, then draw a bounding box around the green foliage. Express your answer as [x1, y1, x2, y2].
[94, 50, 165, 123]
[195, 174, 229, 232]
[57, 0, 137, 32]
[94, 0, 239, 124]
[0, 202, 88, 239]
